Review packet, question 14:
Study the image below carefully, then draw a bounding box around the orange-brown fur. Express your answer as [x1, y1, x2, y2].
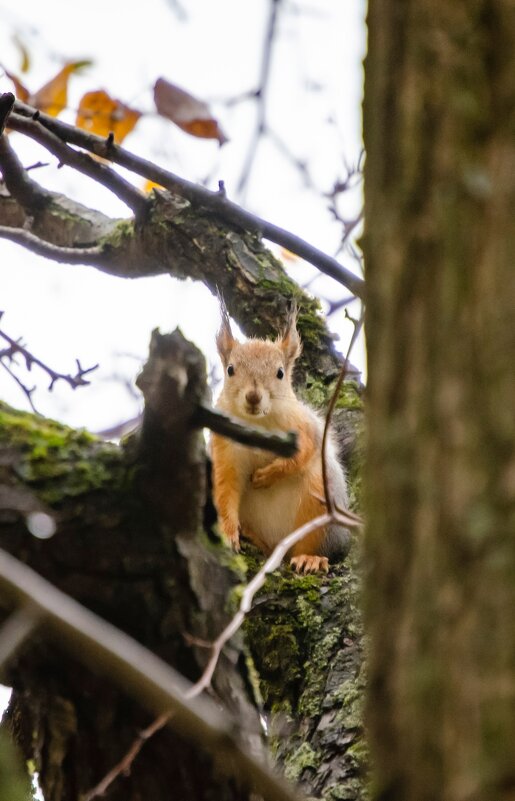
[211, 305, 349, 574]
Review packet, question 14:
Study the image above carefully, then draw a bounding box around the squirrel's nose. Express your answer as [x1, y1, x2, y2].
[245, 389, 262, 407]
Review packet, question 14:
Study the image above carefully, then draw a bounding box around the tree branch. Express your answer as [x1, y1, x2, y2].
[0, 224, 105, 263]
[9, 112, 147, 216]
[0, 132, 48, 210]
[237, 0, 281, 195]
[10, 100, 365, 297]
[0, 92, 15, 135]
[193, 404, 298, 457]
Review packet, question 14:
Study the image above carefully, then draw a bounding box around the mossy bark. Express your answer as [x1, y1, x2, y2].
[363, 2, 515, 799]
[0, 333, 260, 801]
[0, 348, 366, 801]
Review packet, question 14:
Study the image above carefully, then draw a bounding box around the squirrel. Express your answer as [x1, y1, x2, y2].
[210, 303, 350, 574]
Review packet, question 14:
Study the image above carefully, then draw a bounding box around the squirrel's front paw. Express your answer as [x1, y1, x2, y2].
[251, 466, 275, 489]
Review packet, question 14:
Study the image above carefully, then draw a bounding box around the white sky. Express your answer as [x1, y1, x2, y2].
[0, 0, 366, 431]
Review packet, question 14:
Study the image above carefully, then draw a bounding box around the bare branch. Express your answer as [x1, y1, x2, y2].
[10, 100, 365, 297]
[0, 358, 38, 412]
[0, 224, 105, 263]
[326, 295, 356, 316]
[82, 712, 171, 801]
[8, 112, 147, 216]
[193, 404, 298, 456]
[0, 132, 49, 211]
[321, 308, 365, 513]
[237, 0, 281, 196]
[0, 548, 304, 801]
[0, 319, 98, 409]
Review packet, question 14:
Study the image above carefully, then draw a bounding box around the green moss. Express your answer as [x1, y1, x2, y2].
[256, 274, 326, 342]
[301, 378, 363, 412]
[284, 742, 320, 782]
[100, 218, 135, 250]
[324, 778, 368, 800]
[332, 680, 363, 728]
[0, 402, 125, 504]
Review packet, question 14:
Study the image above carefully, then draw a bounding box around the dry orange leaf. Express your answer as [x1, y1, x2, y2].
[76, 90, 142, 144]
[3, 60, 91, 117]
[32, 60, 91, 117]
[2, 66, 30, 103]
[154, 77, 228, 145]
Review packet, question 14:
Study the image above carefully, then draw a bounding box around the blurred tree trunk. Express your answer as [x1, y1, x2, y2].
[363, 2, 515, 800]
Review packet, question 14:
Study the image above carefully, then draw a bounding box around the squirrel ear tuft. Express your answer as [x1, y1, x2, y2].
[280, 302, 302, 365]
[216, 295, 236, 366]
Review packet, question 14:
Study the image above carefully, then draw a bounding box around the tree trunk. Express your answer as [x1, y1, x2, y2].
[363, 2, 515, 800]
[0, 332, 366, 801]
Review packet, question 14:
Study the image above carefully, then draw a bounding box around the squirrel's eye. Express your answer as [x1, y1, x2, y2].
[227, 364, 235, 377]
[276, 367, 284, 380]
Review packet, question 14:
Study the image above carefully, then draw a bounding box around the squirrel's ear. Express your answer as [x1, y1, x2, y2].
[280, 304, 302, 366]
[216, 298, 236, 366]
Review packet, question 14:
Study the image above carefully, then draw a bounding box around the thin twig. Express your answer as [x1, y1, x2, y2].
[0, 357, 37, 412]
[82, 711, 172, 801]
[0, 225, 105, 264]
[326, 296, 356, 316]
[0, 321, 98, 410]
[237, 0, 281, 196]
[186, 509, 360, 700]
[321, 309, 365, 512]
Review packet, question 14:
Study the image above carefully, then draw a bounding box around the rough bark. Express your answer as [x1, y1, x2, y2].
[363, 2, 515, 800]
[0, 332, 366, 801]
[0, 331, 260, 801]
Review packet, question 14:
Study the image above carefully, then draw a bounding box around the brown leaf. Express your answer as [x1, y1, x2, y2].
[2, 67, 30, 103]
[32, 60, 91, 117]
[154, 77, 228, 145]
[76, 90, 142, 144]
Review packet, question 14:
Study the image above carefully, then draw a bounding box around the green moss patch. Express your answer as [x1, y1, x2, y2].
[0, 402, 125, 505]
[301, 378, 363, 412]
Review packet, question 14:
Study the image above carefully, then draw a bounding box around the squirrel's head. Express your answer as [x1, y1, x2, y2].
[216, 303, 301, 421]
